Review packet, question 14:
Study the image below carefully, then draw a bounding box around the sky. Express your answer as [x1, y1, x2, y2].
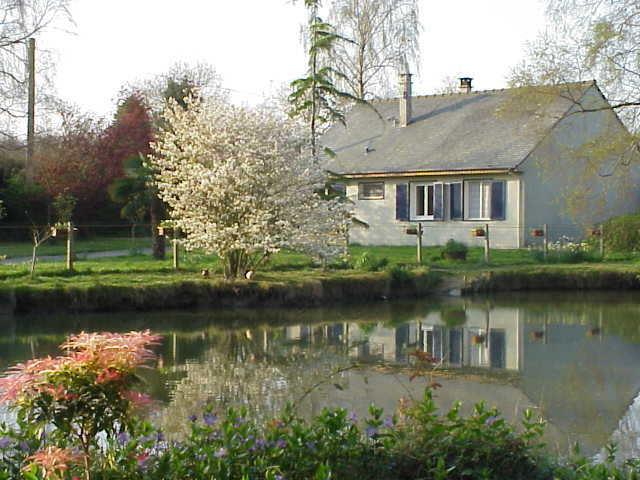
[39, 0, 547, 119]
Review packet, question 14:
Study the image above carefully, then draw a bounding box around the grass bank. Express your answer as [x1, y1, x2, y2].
[1, 245, 640, 314]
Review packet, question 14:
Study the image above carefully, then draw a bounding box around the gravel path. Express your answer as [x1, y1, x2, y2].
[0, 249, 151, 265]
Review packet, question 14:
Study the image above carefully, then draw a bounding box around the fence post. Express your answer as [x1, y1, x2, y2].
[599, 223, 605, 258]
[416, 222, 423, 264]
[543, 224, 549, 261]
[66, 221, 74, 271]
[484, 223, 490, 264]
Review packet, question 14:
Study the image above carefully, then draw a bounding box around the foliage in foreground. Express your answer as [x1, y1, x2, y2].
[0, 331, 639, 479]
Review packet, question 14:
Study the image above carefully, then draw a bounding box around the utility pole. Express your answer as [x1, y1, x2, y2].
[26, 37, 35, 184]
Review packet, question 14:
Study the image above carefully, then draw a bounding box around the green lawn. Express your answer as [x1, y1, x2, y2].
[1, 242, 639, 292]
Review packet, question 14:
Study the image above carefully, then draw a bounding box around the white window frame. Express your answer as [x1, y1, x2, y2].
[464, 180, 492, 220]
[410, 182, 442, 221]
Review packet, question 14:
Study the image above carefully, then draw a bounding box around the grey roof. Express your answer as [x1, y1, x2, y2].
[322, 82, 595, 176]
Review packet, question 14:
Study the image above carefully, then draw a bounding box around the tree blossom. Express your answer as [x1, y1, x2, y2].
[150, 96, 349, 278]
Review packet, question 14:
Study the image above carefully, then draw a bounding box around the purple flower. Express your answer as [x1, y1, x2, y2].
[365, 425, 378, 437]
[233, 416, 246, 427]
[138, 434, 156, 444]
[274, 475, 283, 480]
[347, 410, 357, 424]
[275, 439, 286, 449]
[0, 436, 11, 449]
[382, 416, 393, 428]
[251, 438, 266, 451]
[484, 416, 498, 426]
[305, 441, 316, 450]
[117, 432, 128, 445]
[188, 414, 197, 422]
[203, 412, 217, 426]
[18, 442, 29, 452]
[214, 447, 226, 458]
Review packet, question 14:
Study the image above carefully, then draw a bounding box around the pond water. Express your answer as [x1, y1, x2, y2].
[1, 291, 640, 459]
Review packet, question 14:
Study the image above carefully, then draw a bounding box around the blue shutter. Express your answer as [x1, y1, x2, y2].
[433, 183, 444, 220]
[450, 182, 463, 220]
[395, 183, 409, 221]
[490, 181, 506, 220]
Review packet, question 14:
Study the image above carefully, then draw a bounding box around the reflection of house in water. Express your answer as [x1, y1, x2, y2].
[284, 324, 345, 344]
[347, 305, 521, 370]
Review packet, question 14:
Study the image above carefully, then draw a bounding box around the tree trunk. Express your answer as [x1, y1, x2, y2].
[150, 192, 165, 260]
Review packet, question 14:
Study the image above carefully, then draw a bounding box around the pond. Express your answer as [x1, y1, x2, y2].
[1, 291, 639, 460]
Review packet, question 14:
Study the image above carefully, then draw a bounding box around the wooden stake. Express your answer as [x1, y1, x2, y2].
[599, 223, 605, 258]
[66, 221, 74, 271]
[172, 228, 180, 270]
[416, 222, 422, 264]
[484, 223, 490, 263]
[543, 224, 549, 261]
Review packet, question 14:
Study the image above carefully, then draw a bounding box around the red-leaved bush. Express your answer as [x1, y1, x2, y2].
[0, 330, 161, 479]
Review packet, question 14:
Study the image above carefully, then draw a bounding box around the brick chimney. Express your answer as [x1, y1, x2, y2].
[459, 77, 473, 93]
[399, 72, 412, 127]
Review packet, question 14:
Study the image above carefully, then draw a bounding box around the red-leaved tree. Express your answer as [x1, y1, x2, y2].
[33, 109, 108, 222]
[101, 94, 154, 174]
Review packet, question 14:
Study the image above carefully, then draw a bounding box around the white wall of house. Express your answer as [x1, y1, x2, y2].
[520, 85, 640, 244]
[346, 174, 523, 248]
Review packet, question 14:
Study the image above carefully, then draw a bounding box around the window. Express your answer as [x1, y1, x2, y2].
[358, 182, 384, 200]
[410, 182, 443, 220]
[395, 179, 506, 222]
[464, 180, 505, 220]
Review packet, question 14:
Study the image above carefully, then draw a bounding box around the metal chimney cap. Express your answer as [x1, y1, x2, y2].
[459, 77, 473, 88]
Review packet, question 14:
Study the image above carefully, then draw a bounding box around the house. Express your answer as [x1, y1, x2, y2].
[322, 75, 639, 248]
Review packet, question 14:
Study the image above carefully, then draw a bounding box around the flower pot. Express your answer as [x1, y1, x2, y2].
[530, 229, 544, 237]
[471, 229, 485, 237]
[471, 334, 485, 345]
[589, 228, 601, 237]
[530, 331, 544, 340]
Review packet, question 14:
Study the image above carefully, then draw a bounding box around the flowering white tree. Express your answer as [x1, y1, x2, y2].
[150, 96, 349, 279]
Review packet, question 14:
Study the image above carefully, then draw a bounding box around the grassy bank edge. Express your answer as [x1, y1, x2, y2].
[3, 263, 640, 314]
[1, 269, 441, 314]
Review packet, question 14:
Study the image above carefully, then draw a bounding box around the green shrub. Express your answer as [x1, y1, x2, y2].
[442, 239, 468, 255]
[355, 252, 389, 271]
[387, 263, 413, 285]
[392, 388, 551, 480]
[601, 212, 640, 253]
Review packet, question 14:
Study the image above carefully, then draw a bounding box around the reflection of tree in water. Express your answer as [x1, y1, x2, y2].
[159, 326, 351, 438]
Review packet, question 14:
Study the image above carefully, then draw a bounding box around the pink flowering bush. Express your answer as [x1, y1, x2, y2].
[0, 330, 160, 479]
